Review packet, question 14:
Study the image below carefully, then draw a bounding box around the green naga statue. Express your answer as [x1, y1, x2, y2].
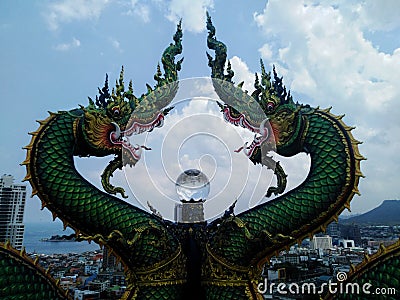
[1, 14, 398, 300]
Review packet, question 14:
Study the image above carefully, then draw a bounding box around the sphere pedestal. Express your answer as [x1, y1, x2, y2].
[175, 169, 210, 223]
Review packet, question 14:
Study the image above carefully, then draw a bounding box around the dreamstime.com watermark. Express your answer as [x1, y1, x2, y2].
[257, 272, 397, 296]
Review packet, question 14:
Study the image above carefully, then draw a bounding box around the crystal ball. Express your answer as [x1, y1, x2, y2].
[175, 169, 210, 202]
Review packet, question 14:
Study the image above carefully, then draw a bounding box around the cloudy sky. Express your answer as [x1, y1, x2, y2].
[1, 0, 399, 224]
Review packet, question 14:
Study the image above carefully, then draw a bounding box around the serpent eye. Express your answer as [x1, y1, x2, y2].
[112, 106, 121, 116]
[266, 102, 275, 112]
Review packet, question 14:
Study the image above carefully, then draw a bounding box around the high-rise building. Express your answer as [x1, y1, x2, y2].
[102, 247, 122, 272]
[339, 223, 362, 246]
[327, 221, 341, 238]
[310, 235, 333, 250]
[0, 174, 26, 249]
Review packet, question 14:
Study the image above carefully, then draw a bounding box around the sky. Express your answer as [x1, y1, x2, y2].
[0, 0, 399, 224]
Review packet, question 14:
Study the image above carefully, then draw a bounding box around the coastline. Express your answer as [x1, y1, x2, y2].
[23, 222, 100, 255]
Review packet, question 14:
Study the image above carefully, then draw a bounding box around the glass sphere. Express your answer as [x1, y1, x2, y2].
[175, 169, 210, 202]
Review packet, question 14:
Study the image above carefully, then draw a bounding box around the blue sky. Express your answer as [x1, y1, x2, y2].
[1, 0, 399, 223]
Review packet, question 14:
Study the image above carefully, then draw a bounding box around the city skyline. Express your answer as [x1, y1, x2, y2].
[0, 0, 399, 224]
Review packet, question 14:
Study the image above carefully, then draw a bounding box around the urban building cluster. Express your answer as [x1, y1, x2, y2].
[1, 174, 399, 299]
[261, 222, 400, 299]
[28, 247, 126, 300]
[22, 222, 399, 300]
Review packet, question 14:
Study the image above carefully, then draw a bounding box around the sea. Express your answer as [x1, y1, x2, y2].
[23, 222, 100, 255]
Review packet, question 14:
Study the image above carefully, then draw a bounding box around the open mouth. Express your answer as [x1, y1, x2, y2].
[110, 128, 143, 161]
[222, 106, 258, 133]
[109, 113, 164, 161]
[123, 113, 165, 135]
[222, 106, 270, 158]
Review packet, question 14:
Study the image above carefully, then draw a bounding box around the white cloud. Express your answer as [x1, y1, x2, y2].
[44, 0, 214, 32]
[44, 0, 151, 31]
[229, 56, 256, 94]
[253, 0, 400, 114]
[351, 0, 400, 32]
[53, 37, 81, 51]
[111, 39, 120, 49]
[259, 43, 273, 60]
[253, 0, 400, 213]
[45, 0, 110, 31]
[254, 0, 400, 111]
[127, 0, 151, 23]
[166, 0, 214, 33]
[109, 38, 123, 52]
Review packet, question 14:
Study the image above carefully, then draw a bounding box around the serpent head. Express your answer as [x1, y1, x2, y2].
[207, 14, 308, 196]
[74, 22, 183, 198]
[240, 62, 306, 162]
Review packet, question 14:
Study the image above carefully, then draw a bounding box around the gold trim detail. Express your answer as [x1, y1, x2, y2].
[202, 243, 263, 299]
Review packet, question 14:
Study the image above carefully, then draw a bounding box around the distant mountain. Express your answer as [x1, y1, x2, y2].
[339, 213, 362, 220]
[342, 200, 400, 225]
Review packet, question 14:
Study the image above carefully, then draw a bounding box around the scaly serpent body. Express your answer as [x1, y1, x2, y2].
[25, 109, 187, 299]
[0, 242, 69, 300]
[203, 107, 363, 299]
[202, 14, 365, 299]
[325, 240, 400, 300]
[19, 23, 188, 299]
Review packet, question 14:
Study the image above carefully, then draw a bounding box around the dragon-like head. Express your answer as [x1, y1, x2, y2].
[79, 68, 168, 165]
[207, 14, 307, 196]
[227, 62, 306, 161]
[74, 22, 183, 197]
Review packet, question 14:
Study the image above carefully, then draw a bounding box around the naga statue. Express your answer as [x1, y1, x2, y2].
[1, 14, 398, 300]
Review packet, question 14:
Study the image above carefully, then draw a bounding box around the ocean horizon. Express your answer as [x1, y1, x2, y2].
[23, 222, 100, 255]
